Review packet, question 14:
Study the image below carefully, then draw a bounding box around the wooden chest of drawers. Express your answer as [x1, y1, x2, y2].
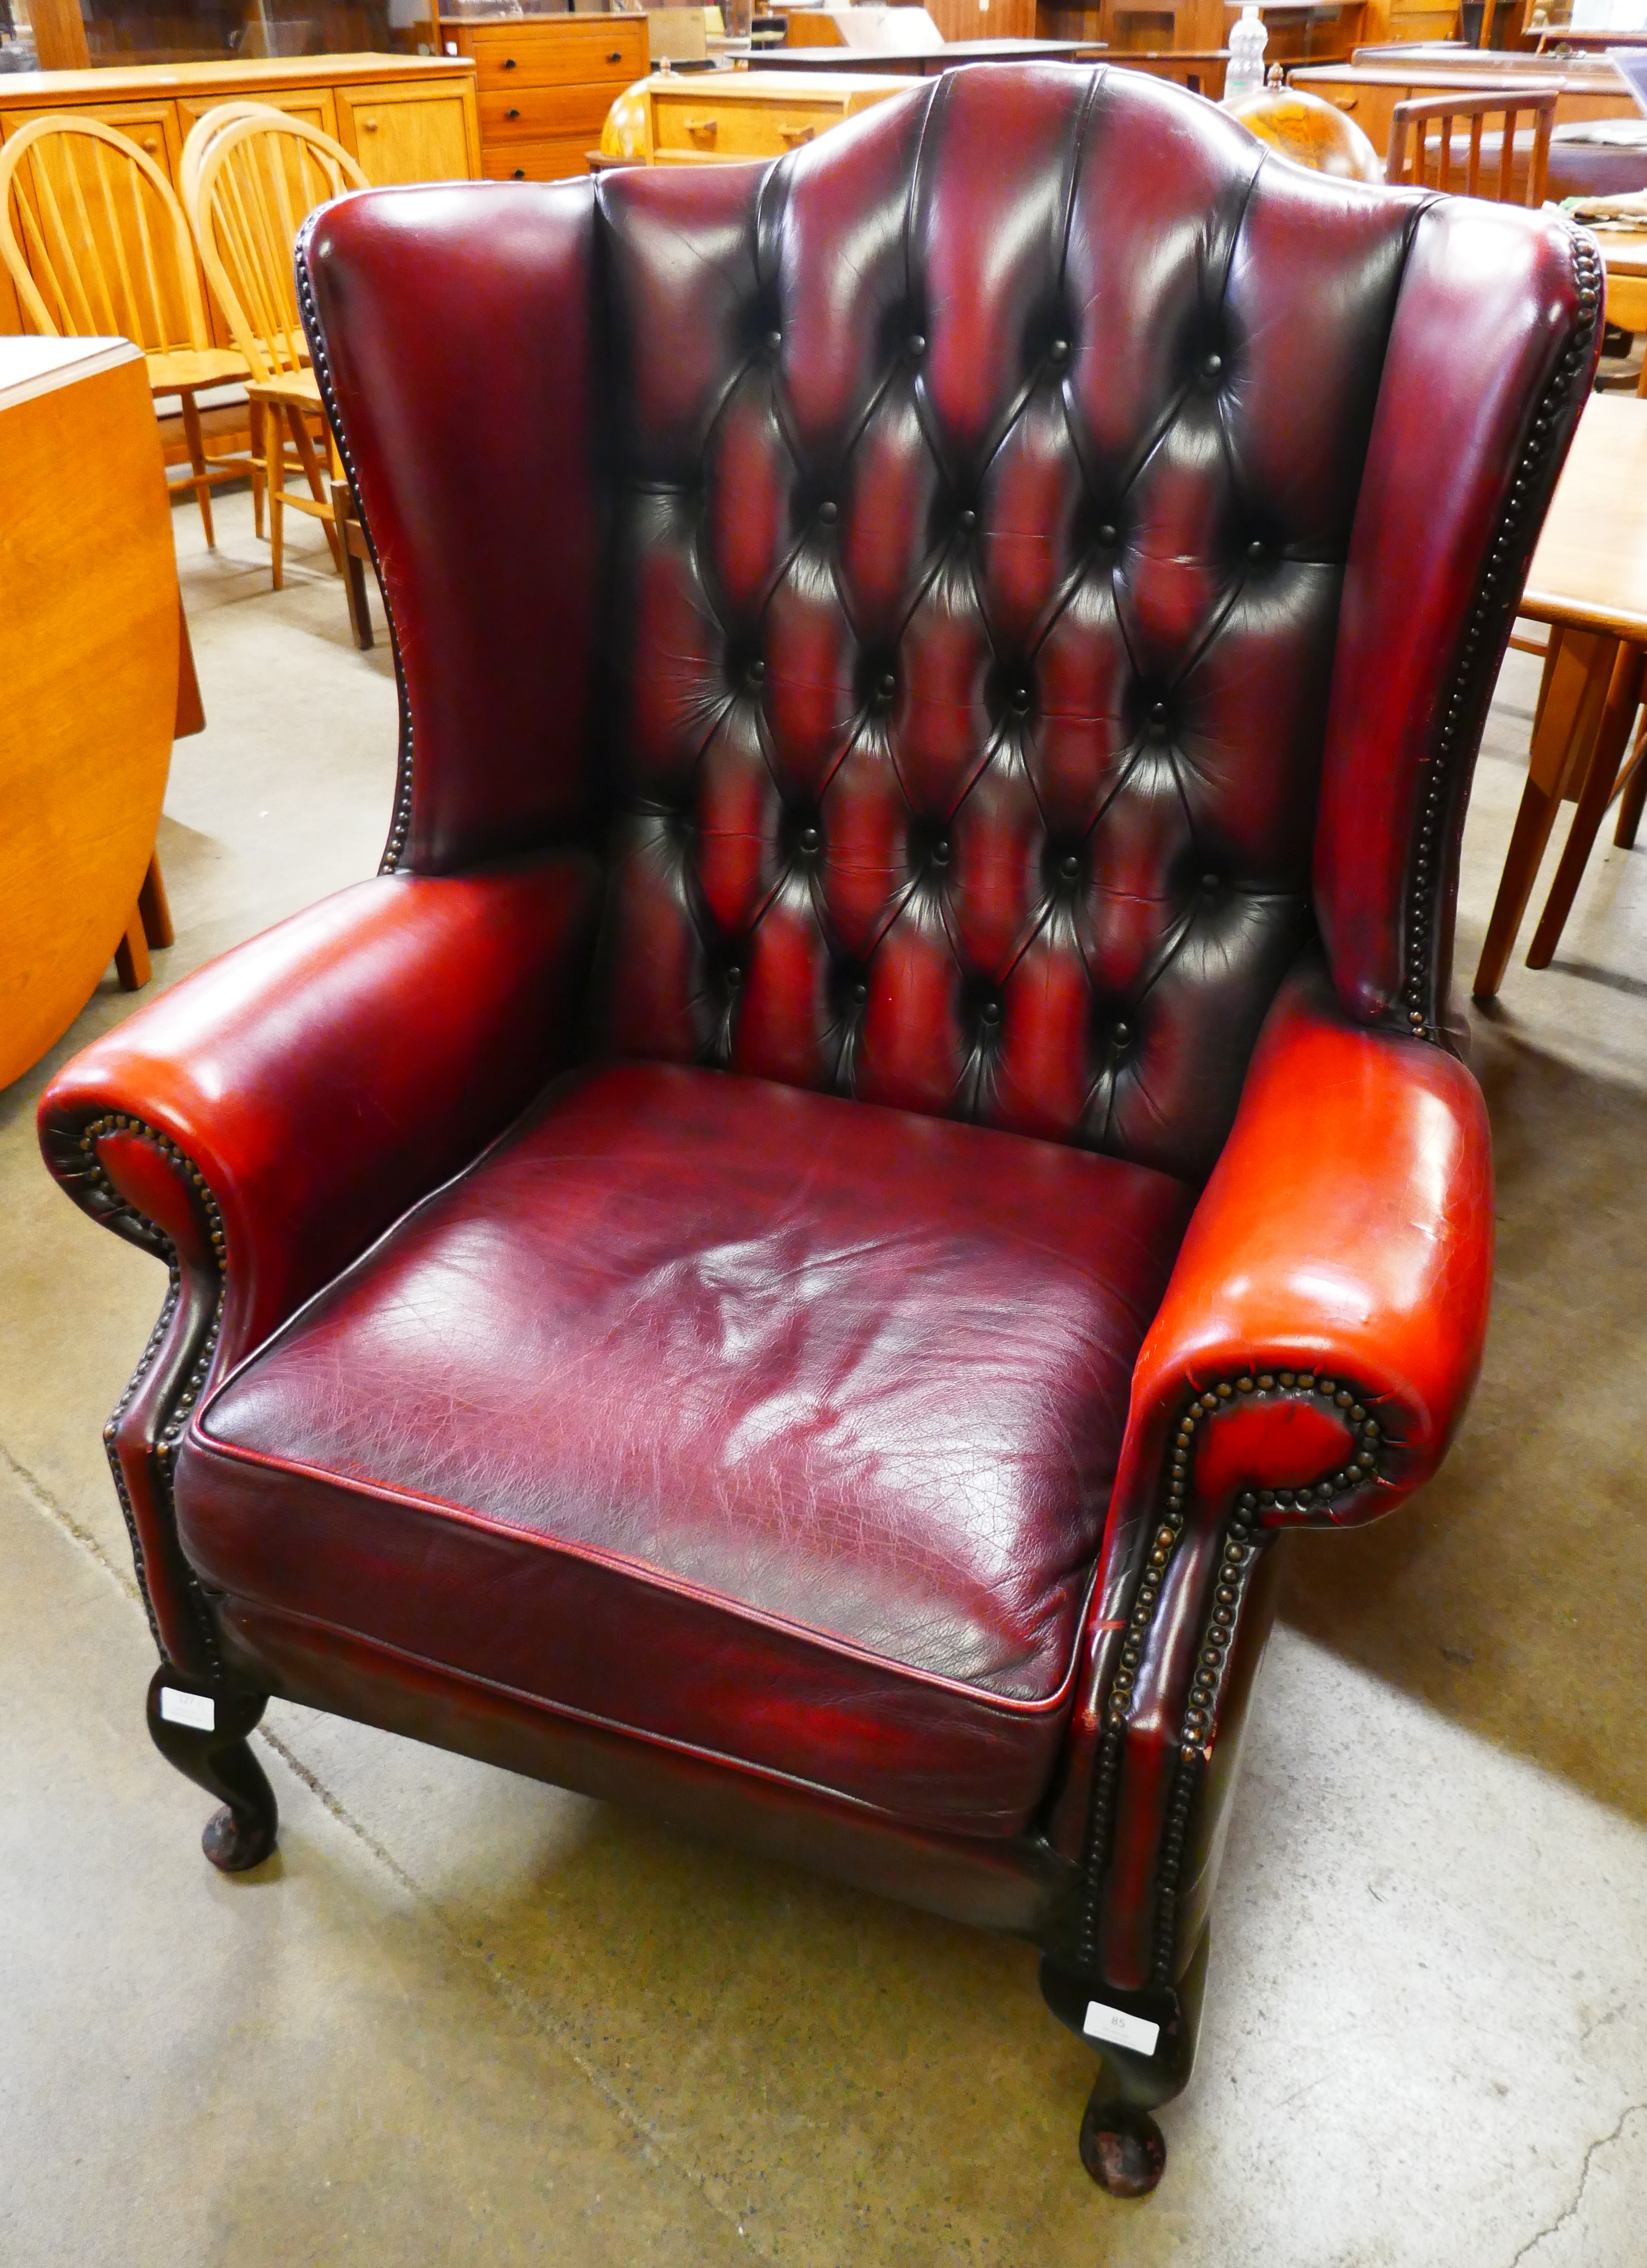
[440, 15, 650, 180]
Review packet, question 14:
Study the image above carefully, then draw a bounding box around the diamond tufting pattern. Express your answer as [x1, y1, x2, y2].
[593, 67, 1419, 1182]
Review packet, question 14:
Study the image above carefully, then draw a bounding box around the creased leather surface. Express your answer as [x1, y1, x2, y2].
[182, 1064, 1192, 1833]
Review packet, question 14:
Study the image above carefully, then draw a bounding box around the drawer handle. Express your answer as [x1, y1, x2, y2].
[1329, 93, 1357, 110]
[506, 106, 520, 119]
[502, 56, 517, 69]
[779, 123, 815, 145]
[361, 116, 378, 131]
[512, 167, 526, 179]
[606, 48, 623, 61]
[684, 116, 719, 141]
[142, 135, 160, 154]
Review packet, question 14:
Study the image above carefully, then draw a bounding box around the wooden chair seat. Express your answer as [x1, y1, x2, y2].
[145, 344, 251, 392]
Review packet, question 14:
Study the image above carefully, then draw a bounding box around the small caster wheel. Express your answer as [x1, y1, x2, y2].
[1079, 2085, 1166, 2198]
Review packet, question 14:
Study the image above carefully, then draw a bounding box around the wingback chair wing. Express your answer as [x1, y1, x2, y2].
[39, 66, 1600, 2198]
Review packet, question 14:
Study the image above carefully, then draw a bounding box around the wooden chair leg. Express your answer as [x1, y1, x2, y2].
[138, 853, 174, 950]
[285, 405, 346, 574]
[1474, 627, 1614, 999]
[179, 389, 214, 549]
[265, 402, 285, 591]
[1527, 641, 1647, 967]
[250, 398, 266, 541]
[114, 904, 152, 991]
[1613, 710, 1647, 849]
[329, 477, 374, 652]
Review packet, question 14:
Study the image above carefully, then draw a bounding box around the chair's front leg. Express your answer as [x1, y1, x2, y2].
[147, 1668, 277, 1872]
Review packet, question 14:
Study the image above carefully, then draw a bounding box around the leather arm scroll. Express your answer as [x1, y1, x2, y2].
[37, 858, 599, 1671]
[1054, 952, 1493, 1991]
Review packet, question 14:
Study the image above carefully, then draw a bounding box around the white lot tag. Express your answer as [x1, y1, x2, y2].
[1083, 2000, 1160, 2056]
[159, 1688, 215, 1733]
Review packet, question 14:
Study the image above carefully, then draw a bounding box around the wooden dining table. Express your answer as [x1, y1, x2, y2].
[1598, 227, 1647, 337]
[1474, 392, 1647, 998]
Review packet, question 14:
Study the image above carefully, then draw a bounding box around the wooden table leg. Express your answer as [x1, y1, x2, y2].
[1613, 709, 1647, 849]
[114, 904, 152, 991]
[1474, 626, 1615, 998]
[138, 852, 173, 950]
[1527, 640, 1647, 968]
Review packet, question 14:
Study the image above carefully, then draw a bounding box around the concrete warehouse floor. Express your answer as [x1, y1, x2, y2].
[2, 492, 1645, 2268]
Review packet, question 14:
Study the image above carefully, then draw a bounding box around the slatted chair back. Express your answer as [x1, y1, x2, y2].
[0, 114, 212, 355]
[188, 111, 368, 386]
[178, 101, 290, 219]
[1385, 86, 1559, 206]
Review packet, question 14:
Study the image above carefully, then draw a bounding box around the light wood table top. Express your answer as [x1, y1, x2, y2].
[1521, 393, 1647, 641]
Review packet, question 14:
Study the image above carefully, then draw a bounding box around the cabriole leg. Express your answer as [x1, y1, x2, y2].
[146, 1667, 278, 1872]
[1041, 1928, 1210, 2199]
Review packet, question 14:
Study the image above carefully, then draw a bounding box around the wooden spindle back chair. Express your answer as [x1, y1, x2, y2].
[1385, 86, 1559, 207]
[0, 114, 251, 544]
[187, 111, 369, 602]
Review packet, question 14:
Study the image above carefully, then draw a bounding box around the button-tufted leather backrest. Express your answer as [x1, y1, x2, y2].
[593, 68, 1419, 1183]
[299, 65, 1597, 1188]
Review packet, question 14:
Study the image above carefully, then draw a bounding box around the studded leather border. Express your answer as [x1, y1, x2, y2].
[75, 1113, 229, 1674]
[1402, 228, 1603, 1042]
[1075, 1368, 1385, 1974]
[294, 214, 413, 876]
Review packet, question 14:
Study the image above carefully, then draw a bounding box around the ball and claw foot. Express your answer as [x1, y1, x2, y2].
[1079, 2084, 1167, 2199]
[146, 1666, 279, 1873]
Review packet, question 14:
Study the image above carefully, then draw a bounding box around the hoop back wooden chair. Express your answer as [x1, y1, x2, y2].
[0, 114, 251, 545]
[1386, 85, 1559, 206]
[187, 110, 369, 605]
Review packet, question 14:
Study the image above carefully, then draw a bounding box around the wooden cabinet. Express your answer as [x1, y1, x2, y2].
[439, 15, 648, 181]
[336, 79, 480, 182]
[0, 56, 480, 340]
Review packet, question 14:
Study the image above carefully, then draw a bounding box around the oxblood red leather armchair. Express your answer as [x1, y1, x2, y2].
[40, 67, 1599, 2197]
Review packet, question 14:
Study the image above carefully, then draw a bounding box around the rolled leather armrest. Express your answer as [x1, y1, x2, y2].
[39, 854, 602, 1376]
[37, 854, 600, 1677]
[1052, 952, 1492, 1989]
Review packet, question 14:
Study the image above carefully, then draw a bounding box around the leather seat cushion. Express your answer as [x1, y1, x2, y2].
[178, 1064, 1194, 1834]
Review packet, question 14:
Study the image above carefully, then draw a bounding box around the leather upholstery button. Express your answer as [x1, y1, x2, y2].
[980, 1001, 1002, 1027]
[1203, 352, 1224, 378]
[878, 670, 897, 699]
[1009, 683, 1032, 715]
[1113, 1022, 1132, 1046]
[1150, 701, 1167, 722]
[1097, 522, 1117, 545]
[765, 330, 782, 352]
[1202, 871, 1219, 892]
[958, 508, 977, 532]
[1048, 338, 1069, 364]
[931, 838, 951, 868]
[908, 332, 926, 358]
[746, 659, 765, 686]
[799, 825, 820, 853]
[1059, 854, 1080, 882]
[726, 965, 742, 989]
[850, 979, 868, 1003]
[818, 500, 838, 525]
[1247, 539, 1265, 560]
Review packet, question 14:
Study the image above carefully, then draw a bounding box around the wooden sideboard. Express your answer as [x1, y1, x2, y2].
[1291, 52, 1638, 149]
[434, 13, 649, 181]
[0, 54, 480, 334]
